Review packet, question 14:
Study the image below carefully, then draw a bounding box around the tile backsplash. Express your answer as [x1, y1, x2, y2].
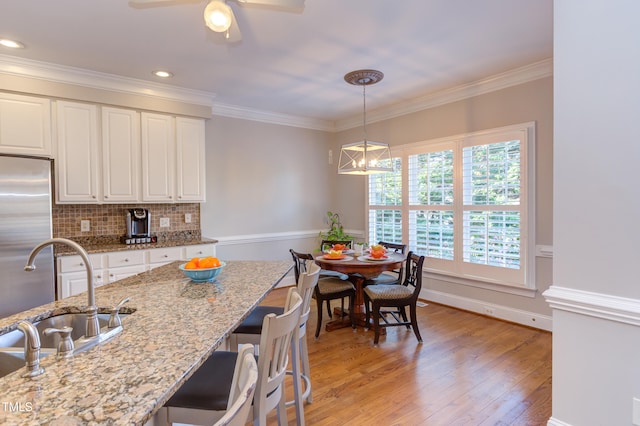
[53, 203, 200, 242]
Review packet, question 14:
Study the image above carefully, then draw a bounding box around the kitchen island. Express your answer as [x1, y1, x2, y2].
[0, 260, 291, 425]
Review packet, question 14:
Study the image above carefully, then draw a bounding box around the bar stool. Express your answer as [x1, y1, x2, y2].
[229, 260, 320, 425]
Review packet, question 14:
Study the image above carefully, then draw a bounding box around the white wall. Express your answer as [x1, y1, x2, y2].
[201, 115, 333, 261]
[546, 1, 640, 425]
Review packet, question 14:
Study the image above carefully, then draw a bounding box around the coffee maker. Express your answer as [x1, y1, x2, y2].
[125, 208, 151, 243]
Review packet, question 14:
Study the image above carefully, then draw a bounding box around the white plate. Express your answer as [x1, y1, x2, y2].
[359, 255, 389, 262]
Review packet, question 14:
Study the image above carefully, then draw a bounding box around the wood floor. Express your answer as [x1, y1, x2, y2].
[263, 287, 552, 426]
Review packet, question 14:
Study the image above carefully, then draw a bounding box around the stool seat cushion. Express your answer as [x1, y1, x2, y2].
[234, 306, 285, 335]
[165, 351, 238, 411]
[364, 284, 412, 301]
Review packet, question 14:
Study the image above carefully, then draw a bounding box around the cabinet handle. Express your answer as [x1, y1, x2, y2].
[163, 254, 168, 258]
[104, 195, 108, 199]
[124, 258, 129, 262]
[79, 263, 84, 267]
[92, 195, 96, 199]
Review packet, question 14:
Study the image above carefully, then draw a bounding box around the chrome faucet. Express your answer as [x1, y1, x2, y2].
[18, 321, 45, 377]
[25, 238, 100, 339]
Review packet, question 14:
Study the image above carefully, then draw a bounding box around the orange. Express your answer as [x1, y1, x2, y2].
[184, 261, 198, 269]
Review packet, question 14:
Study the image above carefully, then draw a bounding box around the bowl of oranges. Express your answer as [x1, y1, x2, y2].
[179, 256, 226, 282]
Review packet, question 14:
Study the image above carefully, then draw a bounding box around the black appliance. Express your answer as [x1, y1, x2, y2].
[125, 208, 153, 244]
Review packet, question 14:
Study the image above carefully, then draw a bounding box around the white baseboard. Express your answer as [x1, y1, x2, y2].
[546, 416, 572, 426]
[422, 289, 552, 331]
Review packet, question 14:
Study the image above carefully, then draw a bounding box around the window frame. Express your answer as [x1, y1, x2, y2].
[366, 122, 536, 292]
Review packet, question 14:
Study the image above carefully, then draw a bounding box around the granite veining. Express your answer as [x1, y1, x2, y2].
[0, 260, 292, 425]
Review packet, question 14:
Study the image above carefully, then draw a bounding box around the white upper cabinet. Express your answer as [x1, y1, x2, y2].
[55, 101, 100, 203]
[176, 117, 206, 202]
[141, 112, 176, 202]
[102, 106, 140, 203]
[0, 93, 52, 157]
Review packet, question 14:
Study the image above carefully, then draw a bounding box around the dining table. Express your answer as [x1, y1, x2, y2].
[314, 251, 405, 331]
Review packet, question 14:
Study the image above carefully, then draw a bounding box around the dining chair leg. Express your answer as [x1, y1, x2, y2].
[326, 300, 332, 317]
[410, 305, 423, 342]
[372, 302, 382, 345]
[315, 298, 323, 340]
[400, 306, 409, 327]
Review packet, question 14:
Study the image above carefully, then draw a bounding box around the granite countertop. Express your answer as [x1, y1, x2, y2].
[0, 260, 292, 425]
[54, 237, 218, 257]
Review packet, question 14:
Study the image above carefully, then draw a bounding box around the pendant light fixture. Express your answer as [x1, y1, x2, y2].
[338, 69, 393, 175]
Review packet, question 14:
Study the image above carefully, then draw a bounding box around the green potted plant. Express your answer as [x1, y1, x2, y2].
[319, 211, 353, 242]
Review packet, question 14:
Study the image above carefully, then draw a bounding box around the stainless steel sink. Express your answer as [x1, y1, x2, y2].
[0, 311, 132, 378]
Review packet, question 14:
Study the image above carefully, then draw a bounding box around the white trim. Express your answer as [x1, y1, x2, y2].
[209, 229, 366, 246]
[423, 288, 552, 331]
[209, 230, 323, 246]
[543, 286, 640, 327]
[0, 54, 552, 131]
[546, 416, 573, 426]
[425, 271, 538, 298]
[0, 54, 215, 108]
[335, 59, 553, 131]
[536, 245, 553, 258]
[210, 103, 333, 131]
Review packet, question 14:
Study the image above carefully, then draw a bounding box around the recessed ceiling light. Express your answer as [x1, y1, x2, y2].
[152, 70, 173, 78]
[0, 39, 25, 49]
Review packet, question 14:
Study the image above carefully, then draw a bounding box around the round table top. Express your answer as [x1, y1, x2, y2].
[315, 252, 404, 280]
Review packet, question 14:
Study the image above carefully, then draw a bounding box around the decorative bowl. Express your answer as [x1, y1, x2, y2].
[179, 261, 226, 282]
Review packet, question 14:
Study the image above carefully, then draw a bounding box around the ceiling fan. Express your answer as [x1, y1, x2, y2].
[129, 0, 305, 42]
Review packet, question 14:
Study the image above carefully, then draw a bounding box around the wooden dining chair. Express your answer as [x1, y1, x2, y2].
[320, 239, 353, 253]
[367, 241, 407, 286]
[363, 251, 425, 344]
[290, 249, 355, 339]
[162, 288, 303, 426]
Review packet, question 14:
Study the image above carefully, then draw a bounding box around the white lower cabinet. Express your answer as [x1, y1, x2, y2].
[57, 243, 216, 299]
[57, 253, 105, 299]
[148, 246, 183, 270]
[183, 243, 216, 259]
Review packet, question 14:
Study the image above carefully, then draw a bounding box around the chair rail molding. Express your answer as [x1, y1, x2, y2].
[543, 285, 640, 327]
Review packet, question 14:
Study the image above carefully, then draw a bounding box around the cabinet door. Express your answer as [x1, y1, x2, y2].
[55, 101, 99, 203]
[141, 112, 175, 202]
[106, 264, 147, 284]
[149, 246, 182, 270]
[0, 93, 52, 156]
[58, 269, 105, 299]
[176, 117, 206, 202]
[183, 243, 216, 260]
[102, 107, 140, 203]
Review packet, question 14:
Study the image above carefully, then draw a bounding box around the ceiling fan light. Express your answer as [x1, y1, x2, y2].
[204, 0, 233, 33]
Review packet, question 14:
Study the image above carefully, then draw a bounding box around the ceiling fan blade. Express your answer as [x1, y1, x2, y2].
[236, 0, 304, 8]
[225, 7, 243, 42]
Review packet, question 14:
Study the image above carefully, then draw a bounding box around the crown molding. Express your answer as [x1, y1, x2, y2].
[0, 54, 552, 131]
[210, 103, 334, 131]
[334, 58, 554, 132]
[0, 54, 216, 108]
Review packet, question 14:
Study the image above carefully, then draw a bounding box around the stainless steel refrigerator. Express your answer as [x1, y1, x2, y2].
[0, 155, 55, 318]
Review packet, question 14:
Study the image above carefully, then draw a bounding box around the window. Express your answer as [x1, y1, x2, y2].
[367, 123, 534, 288]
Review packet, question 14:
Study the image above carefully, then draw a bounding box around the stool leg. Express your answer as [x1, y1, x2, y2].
[290, 332, 306, 426]
[300, 331, 312, 403]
